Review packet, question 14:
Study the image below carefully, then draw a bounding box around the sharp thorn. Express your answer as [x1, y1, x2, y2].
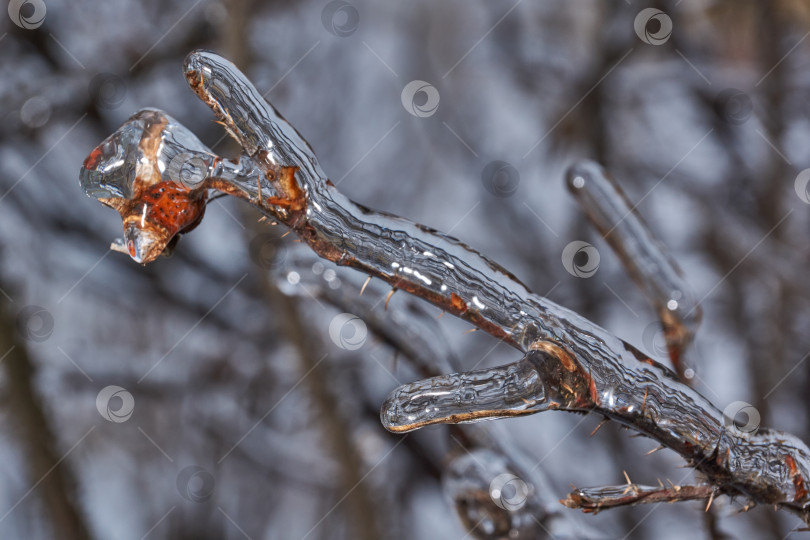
[590, 417, 609, 437]
[463, 327, 478, 335]
[645, 445, 665, 456]
[385, 288, 396, 310]
[705, 490, 715, 512]
[360, 276, 372, 296]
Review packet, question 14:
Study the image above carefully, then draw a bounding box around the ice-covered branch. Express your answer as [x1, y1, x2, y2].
[561, 481, 716, 514]
[566, 161, 702, 381]
[78, 51, 810, 523]
[274, 251, 597, 538]
[272, 245, 459, 379]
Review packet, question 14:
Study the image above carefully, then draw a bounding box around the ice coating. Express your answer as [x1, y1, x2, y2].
[182, 52, 643, 354]
[566, 161, 702, 380]
[381, 352, 549, 432]
[272, 248, 600, 535]
[80, 108, 215, 200]
[77, 51, 810, 522]
[562, 481, 716, 513]
[273, 249, 593, 535]
[271, 244, 461, 378]
[179, 51, 810, 521]
[79, 109, 262, 263]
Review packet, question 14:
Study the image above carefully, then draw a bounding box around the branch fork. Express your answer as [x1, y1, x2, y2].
[78, 50, 810, 524]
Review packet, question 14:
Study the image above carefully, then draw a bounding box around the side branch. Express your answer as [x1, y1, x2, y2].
[561, 482, 716, 514]
[566, 161, 702, 380]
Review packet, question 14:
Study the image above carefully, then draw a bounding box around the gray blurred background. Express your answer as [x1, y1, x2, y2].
[2, 0, 810, 538]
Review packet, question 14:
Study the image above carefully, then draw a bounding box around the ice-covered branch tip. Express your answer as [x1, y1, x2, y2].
[566, 161, 702, 382]
[79, 109, 262, 263]
[78, 50, 810, 523]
